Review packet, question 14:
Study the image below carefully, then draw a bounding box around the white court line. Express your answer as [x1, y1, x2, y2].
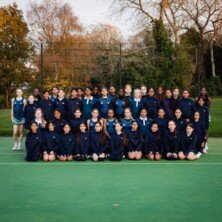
[1, 153, 222, 156]
[0, 162, 222, 165]
[4, 147, 222, 151]
[1, 153, 222, 155]
[0, 152, 222, 156]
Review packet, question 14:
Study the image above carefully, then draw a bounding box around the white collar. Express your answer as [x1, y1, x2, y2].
[140, 116, 147, 121]
[84, 96, 93, 100]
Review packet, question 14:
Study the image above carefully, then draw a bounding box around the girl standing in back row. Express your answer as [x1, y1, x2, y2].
[11, 88, 26, 151]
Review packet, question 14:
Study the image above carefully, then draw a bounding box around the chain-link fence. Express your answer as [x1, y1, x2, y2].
[32, 42, 156, 90]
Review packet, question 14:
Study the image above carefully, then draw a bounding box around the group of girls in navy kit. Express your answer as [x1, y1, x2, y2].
[11, 84, 211, 162]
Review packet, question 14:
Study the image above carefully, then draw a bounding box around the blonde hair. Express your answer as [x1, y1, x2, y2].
[35, 108, 46, 127]
[133, 89, 141, 96]
[125, 84, 132, 89]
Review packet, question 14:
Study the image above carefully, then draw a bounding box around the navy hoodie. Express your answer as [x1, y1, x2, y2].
[24, 103, 38, 130]
[154, 117, 168, 136]
[25, 131, 42, 161]
[110, 132, 124, 160]
[161, 98, 174, 119]
[174, 118, 187, 134]
[58, 132, 75, 155]
[192, 121, 206, 149]
[141, 96, 160, 119]
[39, 99, 55, 121]
[75, 132, 90, 156]
[67, 97, 82, 121]
[144, 131, 163, 154]
[42, 131, 59, 153]
[52, 118, 67, 134]
[195, 105, 209, 130]
[90, 131, 107, 155]
[127, 130, 142, 152]
[164, 130, 180, 154]
[55, 98, 69, 120]
[178, 98, 195, 120]
[70, 118, 85, 135]
[180, 132, 197, 154]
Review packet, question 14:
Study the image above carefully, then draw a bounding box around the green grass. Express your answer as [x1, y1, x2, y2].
[1, 98, 222, 136]
[0, 109, 12, 136]
[0, 138, 222, 222]
[208, 98, 222, 136]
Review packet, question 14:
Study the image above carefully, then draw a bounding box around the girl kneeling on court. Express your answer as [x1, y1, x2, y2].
[144, 122, 163, 161]
[90, 122, 107, 161]
[58, 123, 75, 161]
[75, 122, 90, 161]
[164, 120, 180, 160]
[42, 121, 59, 161]
[192, 111, 206, 158]
[25, 121, 42, 162]
[127, 121, 143, 160]
[178, 123, 198, 161]
[109, 122, 127, 161]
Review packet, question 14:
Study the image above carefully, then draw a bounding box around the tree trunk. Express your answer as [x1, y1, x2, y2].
[5, 85, 10, 108]
[195, 40, 205, 92]
[210, 40, 216, 77]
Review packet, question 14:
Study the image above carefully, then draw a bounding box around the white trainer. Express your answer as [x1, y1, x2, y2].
[196, 152, 202, 159]
[17, 143, 21, 150]
[12, 143, 17, 151]
[202, 148, 207, 154]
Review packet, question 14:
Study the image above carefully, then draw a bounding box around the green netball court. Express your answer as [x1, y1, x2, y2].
[0, 137, 222, 222]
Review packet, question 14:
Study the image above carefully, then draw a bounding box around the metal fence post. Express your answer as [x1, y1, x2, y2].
[119, 43, 122, 88]
[40, 42, 44, 89]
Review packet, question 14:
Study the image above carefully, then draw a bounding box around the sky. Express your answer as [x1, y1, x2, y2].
[0, 0, 135, 39]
